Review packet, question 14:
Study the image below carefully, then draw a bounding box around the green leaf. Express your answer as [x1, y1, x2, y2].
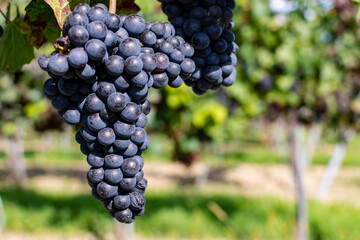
[0, 19, 35, 72]
[23, 0, 61, 48]
[116, 0, 140, 14]
[44, 0, 71, 29]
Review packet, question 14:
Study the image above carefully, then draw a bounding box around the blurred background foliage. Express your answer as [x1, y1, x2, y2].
[1, 0, 360, 239]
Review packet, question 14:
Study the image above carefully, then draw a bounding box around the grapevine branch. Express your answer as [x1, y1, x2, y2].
[109, 0, 117, 14]
[0, 9, 10, 22]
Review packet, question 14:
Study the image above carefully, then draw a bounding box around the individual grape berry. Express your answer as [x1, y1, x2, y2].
[114, 138, 131, 151]
[136, 178, 148, 191]
[166, 62, 181, 78]
[130, 192, 146, 211]
[88, 167, 105, 184]
[140, 100, 151, 115]
[87, 113, 108, 132]
[139, 53, 157, 72]
[131, 128, 146, 145]
[76, 62, 96, 79]
[105, 168, 123, 185]
[135, 113, 147, 128]
[115, 208, 133, 223]
[131, 71, 149, 87]
[152, 73, 169, 89]
[135, 170, 144, 182]
[221, 7, 233, 22]
[104, 154, 124, 168]
[74, 3, 90, 14]
[125, 56, 143, 75]
[168, 76, 183, 88]
[121, 102, 141, 122]
[58, 78, 80, 96]
[85, 39, 107, 61]
[191, 32, 211, 50]
[114, 195, 131, 210]
[122, 142, 138, 158]
[48, 54, 69, 76]
[119, 177, 137, 191]
[183, 19, 201, 37]
[97, 81, 116, 100]
[106, 13, 121, 32]
[140, 30, 157, 47]
[189, 7, 206, 20]
[150, 22, 166, 37]
[114, 121, 135, 138]
[97, 181, 118, 199]
[114, 75, 130, 91]
[118, 38, 141, 57]
[204, 65, 222, 82]
[159, 41, 174, 55]
[169, 48, 185, 63]
[81, 127, 97, 142]
[180, 58, 196, 74]
[87, 6, 108, 22]
[213, 38, 228, 54]
[68, 26, 89, 47]
[178, 43, 195, 58]
[44, 78, 59, 96]
[98, 128, 116, 146]
[222, 68, 236, 87]
[85, 93, 104, 113]
[68, 48, 88, 69]
[38, 55, 51, 70]
[67, 11, 89, 27]
[87, 152, 105, 168]
[51, 95, 71, 110]
[154, 53, 169, 72]
[87, 21, 108, 41]
[62, 107, 81, 125]
[107, 92, 128, 112]
[123, 15, 146, 37]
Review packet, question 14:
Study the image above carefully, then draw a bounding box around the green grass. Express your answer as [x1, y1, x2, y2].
[2, 187, 360, 240]
[2, 132, 360, 167]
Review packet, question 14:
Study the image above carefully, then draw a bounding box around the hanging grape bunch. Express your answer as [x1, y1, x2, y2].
[38, 0, 237, 223]
[38, 2, 196, 223]
[158, 0, 238, 94]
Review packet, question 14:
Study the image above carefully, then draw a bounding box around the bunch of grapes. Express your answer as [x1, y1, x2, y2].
[158, 0, 238, 94]
[38, 3, 195, 223]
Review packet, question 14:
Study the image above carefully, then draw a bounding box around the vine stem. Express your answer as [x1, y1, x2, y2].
[0, 9, 10, 22]
[109, 0, 117, 14]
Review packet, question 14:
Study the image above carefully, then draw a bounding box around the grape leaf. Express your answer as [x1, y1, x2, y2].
[0, 19, 35, 72]
[23, 0, 61, 48]
[117, 0, 140, 14]
[43, 0, 71, 29]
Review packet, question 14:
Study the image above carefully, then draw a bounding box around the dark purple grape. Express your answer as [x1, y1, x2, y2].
[68, 26, 89, 47]
[97, 181, 118, 199]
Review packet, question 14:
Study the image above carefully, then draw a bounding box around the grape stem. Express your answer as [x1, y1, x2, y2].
[0, 9, 10, 22]
[109, 0, 117, 14]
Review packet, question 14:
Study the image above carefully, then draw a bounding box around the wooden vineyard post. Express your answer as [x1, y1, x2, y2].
[4, 122, 28, 185]
[115, 221, 135, 240]
[289, 116, 308, 240]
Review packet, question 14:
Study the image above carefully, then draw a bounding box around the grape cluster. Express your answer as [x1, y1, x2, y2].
[38, 3, 193, 223]
[158, 0, 238, 94]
